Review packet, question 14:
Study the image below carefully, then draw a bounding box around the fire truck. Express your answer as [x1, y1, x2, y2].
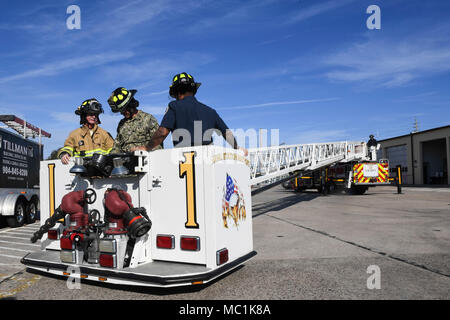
[0, 115, 50, 227]
[286, 142, 402, 195]
[288, 158, 401, 195]
[22, 139, 397, 287]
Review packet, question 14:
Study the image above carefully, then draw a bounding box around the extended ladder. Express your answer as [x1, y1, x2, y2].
[248, 141, 369, 187]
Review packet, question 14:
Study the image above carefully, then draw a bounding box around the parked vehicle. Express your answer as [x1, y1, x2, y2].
[0, 115, 50, 227]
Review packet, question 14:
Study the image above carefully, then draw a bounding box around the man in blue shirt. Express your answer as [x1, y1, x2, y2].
[132, 72, 248, 156]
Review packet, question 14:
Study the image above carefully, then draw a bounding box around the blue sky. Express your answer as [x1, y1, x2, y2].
[1, 0, 449, 158]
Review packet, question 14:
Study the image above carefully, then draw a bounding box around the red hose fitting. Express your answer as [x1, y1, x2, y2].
[104, 190, 133, 235]
[60, 190, 88, 229]
[105, 189, 133, 216]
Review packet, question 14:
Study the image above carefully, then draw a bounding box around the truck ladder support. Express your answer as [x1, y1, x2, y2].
[248, 141, 368, 187]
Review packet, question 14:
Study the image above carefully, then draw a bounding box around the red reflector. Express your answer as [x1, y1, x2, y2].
[70, 233, 84, 243]
[157, 235, 175, 249]
[48, 229, 59, 240]
[99, 254, 117, 268]
[60, 237, 74, 250]
[216, 248, 229, 265]
[180, 236, 200, 251]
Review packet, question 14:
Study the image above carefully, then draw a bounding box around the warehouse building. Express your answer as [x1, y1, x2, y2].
[377, 125, 450, 185]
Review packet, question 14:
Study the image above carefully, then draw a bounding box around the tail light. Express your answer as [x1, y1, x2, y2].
[180, 236, 200, 251]
[60, 237, 74, 250]
[99, 254, 117, 268]
[157, 235, 175, 249]
[99, 239, 117, 253]
[216, 248, 229, 265]
[48, 229, 59, 240]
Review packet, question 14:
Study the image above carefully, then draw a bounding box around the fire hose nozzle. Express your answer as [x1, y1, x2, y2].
[30, 207, 66, 243]
[123, 208, 152, 239]
[104, 189, 151, 238]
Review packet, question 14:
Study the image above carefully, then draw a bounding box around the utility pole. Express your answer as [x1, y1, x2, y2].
[412, 117, 419, 133]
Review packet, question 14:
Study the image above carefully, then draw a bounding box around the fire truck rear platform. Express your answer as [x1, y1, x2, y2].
[22, 146, 255, 287]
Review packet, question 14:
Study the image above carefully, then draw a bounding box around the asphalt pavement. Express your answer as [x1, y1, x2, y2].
[0, 222, 41, 284]
[0, 185, 449, 300]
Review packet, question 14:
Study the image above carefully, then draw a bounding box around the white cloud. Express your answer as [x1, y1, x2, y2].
[99, 0, 178, 37]
[285, 0, 357, 24]
[324, 30, 450, 87]
[140, 89, 168, 97]
[186, 0, 278, 33]
[218, 98, 339, 110]
[100, 52, 214, 85]
[0, 51, 134, 84]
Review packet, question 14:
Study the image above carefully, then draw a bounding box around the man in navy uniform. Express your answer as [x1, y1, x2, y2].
[132, 72, 248, 156]
[367, 134, 378, 160]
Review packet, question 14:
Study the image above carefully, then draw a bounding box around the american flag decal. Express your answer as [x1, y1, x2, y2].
[222, 173, 246, 229]
[225, 174, 235, 203]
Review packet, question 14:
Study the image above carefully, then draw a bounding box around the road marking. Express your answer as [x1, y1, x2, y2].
[0, 246, 31, 252]
[0, 240, 40, 247]
[7, 229, 36, 233]
[0, 228, 34, 235]
[0, 274, 41, 299]
[0, 235, 33, 240]
[0, 253, 23, 259]
[17, 228, 40, 232]
[18, 224, 41, 228]
[3, 231, 35, 236]
[0, 224, 40, 234]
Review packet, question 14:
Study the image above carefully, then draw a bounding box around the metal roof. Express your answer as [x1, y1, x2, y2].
[378, 124, 450, 142]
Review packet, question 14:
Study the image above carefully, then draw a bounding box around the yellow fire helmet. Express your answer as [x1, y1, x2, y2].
[169, 72, 201, 98]
[107, 87, 137, 113]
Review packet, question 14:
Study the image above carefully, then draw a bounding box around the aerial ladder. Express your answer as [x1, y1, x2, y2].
[21, 139, 400, 288]
[249, 141, 365, 191]
[249, 140, 401, 195]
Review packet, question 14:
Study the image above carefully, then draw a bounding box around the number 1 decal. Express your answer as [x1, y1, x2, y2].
[48, 163, 56, 216]
[179, 151, 199, 228]
[48, 163, 64, 222]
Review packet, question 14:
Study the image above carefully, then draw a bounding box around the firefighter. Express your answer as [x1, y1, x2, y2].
[57, 99, 114, 164]
[367, 134, 377, 148]
[367, 134, 378, 160]
[131, 72, 248, 156]
[107, 87, 163, 153]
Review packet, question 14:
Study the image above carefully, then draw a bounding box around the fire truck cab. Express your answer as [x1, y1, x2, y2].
[22, 146, 256, 287]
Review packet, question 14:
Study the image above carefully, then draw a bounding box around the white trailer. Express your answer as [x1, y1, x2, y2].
[0, 115, 50, 227]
